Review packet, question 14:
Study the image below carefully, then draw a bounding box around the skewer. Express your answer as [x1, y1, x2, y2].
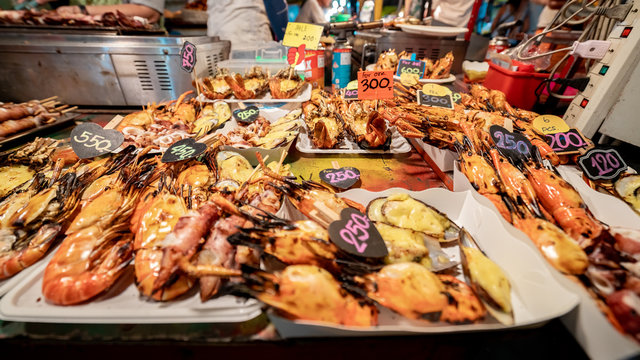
[38, 96, 58, 103]
[61, 106, 78, 114]
[274, 149, 288, 174]
[234, 154, 269, 201]
[53, 104, 69, 112]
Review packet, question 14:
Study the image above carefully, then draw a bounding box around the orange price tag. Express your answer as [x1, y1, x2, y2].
[357, 70, 394, 100]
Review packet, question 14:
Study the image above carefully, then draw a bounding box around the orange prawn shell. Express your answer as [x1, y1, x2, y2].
[132, 192, 192, 300]
[258, 265, 377, 327]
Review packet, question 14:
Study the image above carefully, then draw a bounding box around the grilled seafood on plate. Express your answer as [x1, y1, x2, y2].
[199, 68, 232, 100]
[269, 67, 305, 99]
[42, 149, 158, 305]
[458, 229, 513, 325]
[221, 109, 302, 150]
[225, 66, 269, 100]
[302, 95, 344, 149]
[232, 264, 378, 326]
[366, 193, 459, 271]
[615, 174, 640, 215]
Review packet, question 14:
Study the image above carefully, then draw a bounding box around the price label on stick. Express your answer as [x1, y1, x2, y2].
[357, 70, 394, 100]
[162, 138, 207, 163]
[545, 128, 592, 154]
[282, 22, 324, 50]
[319, 167, 361, 189]
[180, 41, 196, 73]
[417, 90, 454, 109]
[396, 59, 426, 78]
[71, 122, 124, 159]
[533, 115, 570, 135]
[578, 148, 628, 181]
[233, 106, 260, 124]
[329, 208, 388, 258]
[489, 125, 533, 163]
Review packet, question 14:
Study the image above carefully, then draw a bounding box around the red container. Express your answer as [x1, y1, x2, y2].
[483, 61, 548, 110]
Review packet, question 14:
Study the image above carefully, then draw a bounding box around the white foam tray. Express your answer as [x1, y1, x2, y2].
[270, 187, 579, 338]
[453, 162, 640, 359]
[0, 259, 262, 324]
[296, 126, 411, 154]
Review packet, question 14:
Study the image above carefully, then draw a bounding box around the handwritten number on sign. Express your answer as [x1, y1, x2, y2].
[339, 213, 371, 254]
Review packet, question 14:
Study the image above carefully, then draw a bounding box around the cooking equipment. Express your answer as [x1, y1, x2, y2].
[0, 31, 229, 106]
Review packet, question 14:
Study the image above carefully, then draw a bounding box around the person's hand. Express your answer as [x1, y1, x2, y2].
[57, 5, 81, 14]
[548, 0, 567, 10]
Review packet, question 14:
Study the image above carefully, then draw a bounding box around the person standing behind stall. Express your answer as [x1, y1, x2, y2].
[206, 0, 272, 48]
[18, 0, 163, 23]
[295, 0, 331, 24]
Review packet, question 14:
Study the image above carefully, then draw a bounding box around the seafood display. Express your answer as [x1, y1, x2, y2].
[220, 110, 302, 149]
[197, 66, 306, 101]
[301, 89, 392, 150]
[1, 66, 639, 359]
[374, 50, 455, 79]
[116, 91, 230, 149]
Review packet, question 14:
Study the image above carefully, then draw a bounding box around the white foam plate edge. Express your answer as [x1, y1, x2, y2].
[0, 260, 264, 324]
[295, 126, 411, 154]
[393, 74, 456, 84]
[269, 187, 580, 338]
[412, 139, 456, 172]
[452, 162, 640, 359]
[397, 24, 468, 37]
[556, 165, 640, 229]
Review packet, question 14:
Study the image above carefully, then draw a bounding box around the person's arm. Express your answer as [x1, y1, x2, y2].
[58, 2, 161, 23]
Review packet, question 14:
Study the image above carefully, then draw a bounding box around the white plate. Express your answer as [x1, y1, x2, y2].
[270, 188, 579, 337]
[295, 126, 411, 154]
[0, 251, 56, 297]
[397, 24, 468, 37]
[411, 138, 457, 172]
[453, 163, 640, 359]
[0, 261, 263, 324]
[393, 74, 456, 84]
[196, 83, 311, 104]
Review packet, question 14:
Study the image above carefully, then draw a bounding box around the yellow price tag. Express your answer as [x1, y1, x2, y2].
[346, 80, 358, 90]
[282, 22, 324, 50]
[421, 84, 452, 97]
[532, 115, 570, 134]
[400, 73, 419, 86]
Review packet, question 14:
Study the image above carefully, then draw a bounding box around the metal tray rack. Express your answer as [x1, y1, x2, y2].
[0, 32, 229, 106]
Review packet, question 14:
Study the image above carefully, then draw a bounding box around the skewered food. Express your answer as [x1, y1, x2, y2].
[221, 110, 302, 149]
[269, 67, 305, 99]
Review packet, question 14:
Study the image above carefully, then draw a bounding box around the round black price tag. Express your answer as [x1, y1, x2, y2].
[70, 122, 124, 159]
[162, 138, 207, 163]
[232, 106, 260, 124]
[319, 167, 361, 189]
[328, 208, 388, 258]
[489, 125, 533, 163]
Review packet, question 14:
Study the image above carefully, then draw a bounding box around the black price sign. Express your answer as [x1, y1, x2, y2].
[319, 167, 360, 189]
[417, 90, 454, 110]
[545, 128, 591, 154]
[578, 148, 628, 181]
[396, 59, 426, 78]
[232, 106, 260, 124]
[328, 208, 388, 258]
[489, 125, 533, 162]
[161, 138, 207, 163]
[344, 88, 358, 100]
[180, 41, 196, 73]
[71, 122, 124, 159]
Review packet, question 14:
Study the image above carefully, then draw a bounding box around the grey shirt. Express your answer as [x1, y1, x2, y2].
[127, 0, 163, 14]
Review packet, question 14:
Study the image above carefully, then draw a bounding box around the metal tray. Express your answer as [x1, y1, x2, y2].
[0, 112, 80, 150]
[0, 23, 166, 35]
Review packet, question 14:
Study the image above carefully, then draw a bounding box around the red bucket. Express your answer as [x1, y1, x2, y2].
[483, 61, 548, 110]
